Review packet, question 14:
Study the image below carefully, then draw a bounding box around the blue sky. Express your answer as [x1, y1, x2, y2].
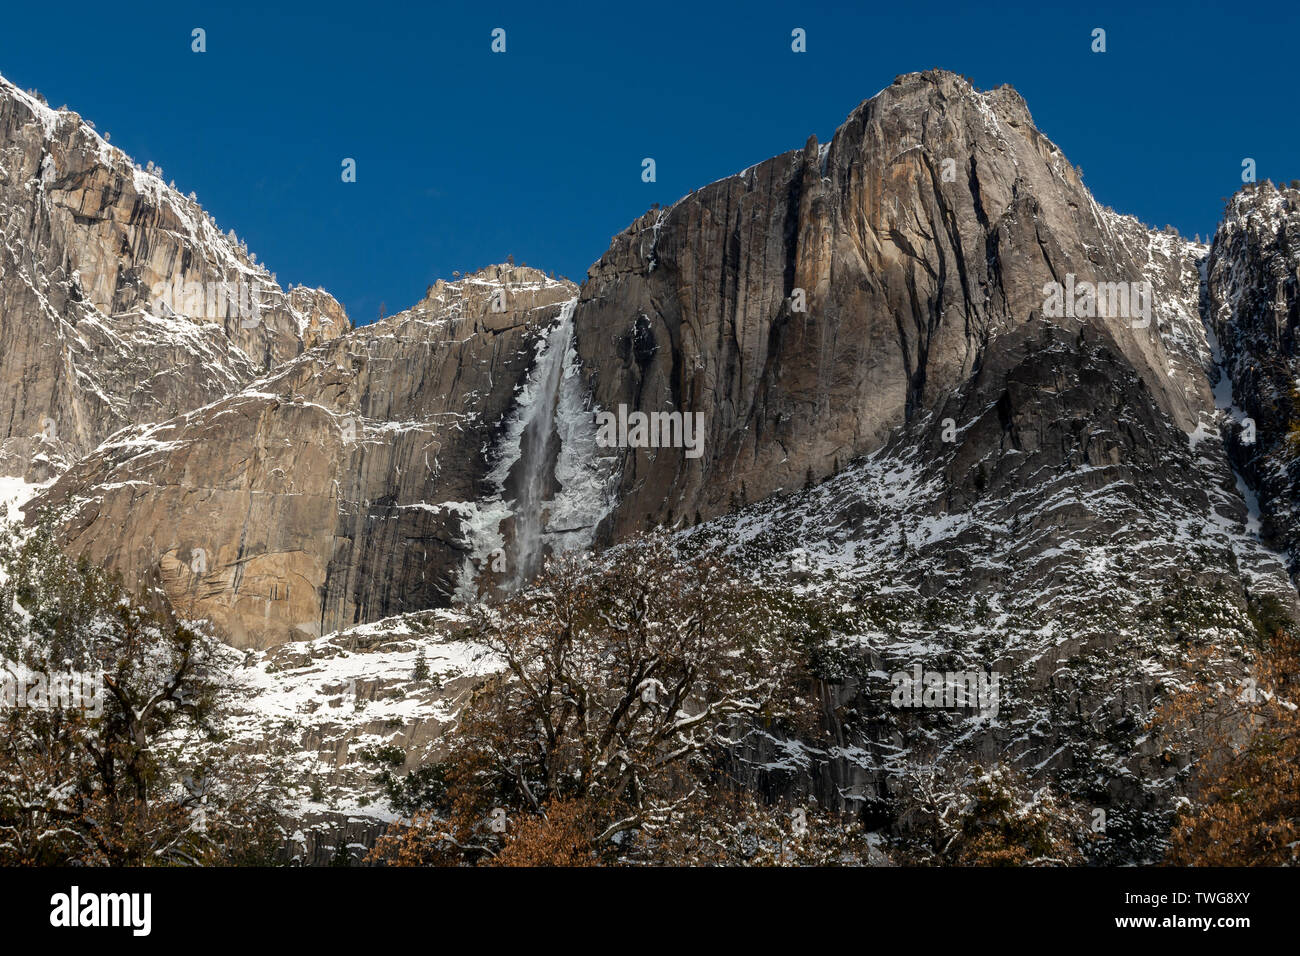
[2, 0, 1295, 325]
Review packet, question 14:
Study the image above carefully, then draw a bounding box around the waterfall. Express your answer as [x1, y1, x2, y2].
[452, 296, 618, 602]
[504, 299, 576, 591]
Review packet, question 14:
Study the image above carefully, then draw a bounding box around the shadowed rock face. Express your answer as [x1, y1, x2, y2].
[677, 311, 1295, 846]
[36, 267, 577, 647]
[1207, 183, 1300, 574]
[572, 70, 1212, 541]
[0, 74, 348, 482]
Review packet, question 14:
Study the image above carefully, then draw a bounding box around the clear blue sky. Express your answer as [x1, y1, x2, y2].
[2, 0, 1295, 325]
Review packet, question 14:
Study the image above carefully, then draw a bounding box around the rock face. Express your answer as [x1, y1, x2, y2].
[1206, 182, 1300, 575]
[638, 160, 1295, 853]
[0, 74, 348, 483]
[16, 68, 1297, 666]
[37, 266, 579, 646]
[573, 70, 1212, 541]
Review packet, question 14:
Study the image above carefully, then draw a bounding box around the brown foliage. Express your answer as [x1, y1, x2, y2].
[491, 799, 599, 867]
[1162, 628, 1300, 865]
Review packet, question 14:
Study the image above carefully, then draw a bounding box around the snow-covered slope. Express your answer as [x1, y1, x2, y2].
[213, 610, 494, 815]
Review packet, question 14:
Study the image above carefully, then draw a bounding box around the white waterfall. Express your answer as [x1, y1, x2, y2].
[505, 299, 576, 590]
[452, 296, 619, 601]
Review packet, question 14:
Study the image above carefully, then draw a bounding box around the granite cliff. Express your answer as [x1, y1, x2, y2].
[24, 70, 1268, 650]
[0, 73, 347, 486]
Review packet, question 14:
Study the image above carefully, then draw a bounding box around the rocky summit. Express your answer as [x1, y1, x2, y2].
[0, 74, 348, 487]
[3, 67, 1299, 863]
